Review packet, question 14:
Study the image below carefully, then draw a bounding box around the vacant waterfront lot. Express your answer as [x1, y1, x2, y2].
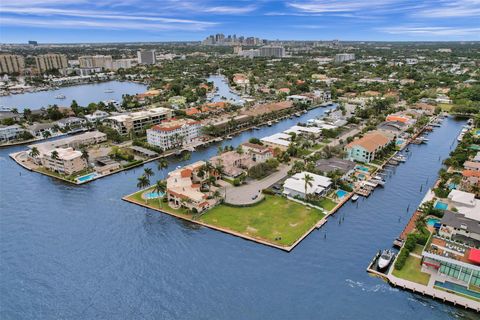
[124, 190, 325, 248]
[200, 195, 325, 246]
[392, 255, 431, 285]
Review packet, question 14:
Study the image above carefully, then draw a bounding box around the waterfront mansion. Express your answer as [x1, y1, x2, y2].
[345, 130, 394, 163]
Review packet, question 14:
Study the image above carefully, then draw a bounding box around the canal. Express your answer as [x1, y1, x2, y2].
[0, 80, 148, 111]
[0, 112, 475, 319]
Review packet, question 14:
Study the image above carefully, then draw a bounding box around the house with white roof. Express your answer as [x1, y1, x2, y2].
[260, 132, 292, 150]
[447, 190, 480, 221]
[283, 172, 332, 199]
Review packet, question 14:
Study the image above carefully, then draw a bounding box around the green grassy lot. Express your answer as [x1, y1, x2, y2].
[199, 195, 325, 246]
[392, 255, 431, 286]
[317, 198, 338, 211]
[412, 244, 425, 255]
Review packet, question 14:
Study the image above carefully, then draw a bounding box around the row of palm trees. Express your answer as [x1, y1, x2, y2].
[136, 159, 169, 205]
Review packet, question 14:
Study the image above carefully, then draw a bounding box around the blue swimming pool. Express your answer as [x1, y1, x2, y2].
[447, 182, 458, 190]
[426, 218, 440, 227]
[396, 139, 404, 145]
[356, 165, 369, 172]
[144, 191, 164, 199]
[434, 201, 448, 210]
[336, 189, 348, 199]
[434, 281, 480, 300]
[77, 173, 97, 183]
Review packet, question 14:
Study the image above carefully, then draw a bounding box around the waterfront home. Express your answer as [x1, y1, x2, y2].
[56, 116, 87, 129]
[241, 101, 293, 118]
[447, 190, 480, 221]
[40, 147, 87, 175]
[283, 172, 332, 199]
[315, 157, 356, 177]
[166, 161, 219, 213]
[240, 142, 274, 163]
[345, 130, 394, 163]
[85, 110, 109, 122]
[464, 161, 480, 171]
[260, 132, 292, 151]
[462, 170, 480, 191]
[438, 210, 480, 244]
[27, 123, 56, 138]
[209, 150, 253, 179]
[386, 113, 415, 125]
[0, 124, 23, 142]
[28, 131, 107, 156]
[146, 118, 201, 151]
[284, 125, 322, 138]
[474, 152, 480, 163]
[377, 121, 407, 135]
[105, 107, 172, 135]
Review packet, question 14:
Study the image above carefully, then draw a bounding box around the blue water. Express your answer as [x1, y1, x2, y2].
[448, 182, 458, 190]
[435, 281, 480, 300]
[435, 201, 449, 210]
[77, 173, 97, 182]
[207, 75, 243, 104]
[427, 218, 440, 226]
[1, 114, 474, 319]
[336, 189, 348, 199]
[0, 81, 148, 111]
[145, 191, 164, 199]
[356, 165, 369, 172]
[396, 139, 404, 145]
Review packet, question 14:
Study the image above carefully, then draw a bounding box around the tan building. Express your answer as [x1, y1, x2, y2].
[106, 107, 172, 135]
[35, 54, 68, 73]
[40, 147, 87, 175]
[29, 131, 107, 155]
[79, 55, 113, 69]
[0, 55, 25, 74]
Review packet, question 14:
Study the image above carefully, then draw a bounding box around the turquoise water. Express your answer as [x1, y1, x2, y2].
[358, 173, 366, 180]
[336, 189, 348, 199]
[435, 201, 448, 210]
[396, 139, 404, 145]
[145, 191, 164, 199]
[427, 218, 440, 226]
[77, 173, 97, 182]
[356, 165, 369, 172]
[434, 281, 480, 299]
[448, 182, 457, 190]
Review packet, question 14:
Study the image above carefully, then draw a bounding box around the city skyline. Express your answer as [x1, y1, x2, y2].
[1, 0, 480, 43]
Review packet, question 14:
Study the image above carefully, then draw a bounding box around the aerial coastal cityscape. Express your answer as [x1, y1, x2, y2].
[1, 1, 480, 319]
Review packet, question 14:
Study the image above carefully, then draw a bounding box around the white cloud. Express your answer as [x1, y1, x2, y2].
[414, 0, 480, 18]
[379, 26, 480, 36]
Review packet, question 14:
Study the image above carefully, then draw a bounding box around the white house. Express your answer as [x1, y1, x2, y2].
[283, 172, 332, 199]
[447, 190, 480, 221]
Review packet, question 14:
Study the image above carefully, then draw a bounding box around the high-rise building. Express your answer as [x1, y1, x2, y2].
[259, 45, 285, 58]
[28, 40, 38, 46]
[79, 55, 113, 69]
[112, 59, 135, 70]
[35, 54, 68, 73]
[334, 53, 355, 63]
[137, 50, 156, 65]
[0, 55, 25, 74]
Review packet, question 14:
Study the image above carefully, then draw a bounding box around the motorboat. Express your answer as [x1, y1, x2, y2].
[351, 194, 359, 202]
[377, 249, 394, 270]
[393, 155, 406, 162]
[371, 179, 385, 187]
[294, 112, 301, 117]
[104, 89, 114, 93]
[55, 94, 66, 99]
[267, 121, 273, 126]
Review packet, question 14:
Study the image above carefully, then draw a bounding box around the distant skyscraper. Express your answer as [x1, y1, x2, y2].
[0, 55, 25, 74]
[35, 54, 68, 73]
[259, 45, 285, 58]
[137, 50, 156, 65]
[28, 40, 38, 46]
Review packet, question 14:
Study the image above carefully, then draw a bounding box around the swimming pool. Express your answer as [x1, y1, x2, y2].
[434, 281, 480, 300]
[336, 189, 348, 199]
[144, 191, 164, 199]
[396, 139, 404, 145]
[447, 182, 457, 190]
[434, 201, 448, 210]
[356, 165, 369, 172]
[426, 218, 440, 227]
[77, 173, 97, 183]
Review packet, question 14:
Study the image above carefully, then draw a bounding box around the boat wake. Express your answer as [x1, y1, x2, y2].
[345, 279, 399, 293]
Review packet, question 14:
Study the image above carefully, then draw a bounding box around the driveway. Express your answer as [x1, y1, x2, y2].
[222, 164, 291, 205]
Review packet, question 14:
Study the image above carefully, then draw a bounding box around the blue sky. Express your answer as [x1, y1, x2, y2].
[1, 0, 479, 43]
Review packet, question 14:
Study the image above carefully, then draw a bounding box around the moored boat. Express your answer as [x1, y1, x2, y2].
[377, 249, 394, 270]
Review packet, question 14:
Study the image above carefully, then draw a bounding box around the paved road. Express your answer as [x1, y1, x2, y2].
[222, 164, 291, 205]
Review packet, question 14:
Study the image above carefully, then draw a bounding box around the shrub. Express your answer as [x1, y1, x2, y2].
[394, 249, 409, 270]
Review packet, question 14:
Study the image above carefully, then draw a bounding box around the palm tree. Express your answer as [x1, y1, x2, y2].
[157, 159, 168, 179]
[236, 145, 244, 155]
[81, 149, 89, 163]
[137, 175, 150, 203]
[42, 131, 52, 139]
[29, 147, 40, 159]
[302, 173, 314, 199]
[51, 150, 59, 161]
[153, 180, 166, 207]
[144, 168, 154, 179]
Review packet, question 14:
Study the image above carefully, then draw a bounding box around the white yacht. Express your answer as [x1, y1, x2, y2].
[55, 94, 66, 99]
[378, 250, 394, 270]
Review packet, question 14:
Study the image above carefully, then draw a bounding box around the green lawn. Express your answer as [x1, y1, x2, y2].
[318, 198, 338, 211]
[438, 103, 454, 112]
[412, 244, 425, 255]
[392, 255, 431, 286]
[199, 195, 325, 246]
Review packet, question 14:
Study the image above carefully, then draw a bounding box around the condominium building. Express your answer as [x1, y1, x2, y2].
[105, 107, 172, 135]
[35, 54, 68, 73]
[137, 50, 156, 65]
[0, 55, 25, 74]
[334, 53, 355, 63]
[29, 131, 107, 155]
[146, 118, 201, 151]
[79, 55, 113, 69]
[345, 130, 394, 163]
[40, 147, 87, 175]
[112, 59, 135, 70]
[0, 124, 24, 142]
[259, 45, 285, 58]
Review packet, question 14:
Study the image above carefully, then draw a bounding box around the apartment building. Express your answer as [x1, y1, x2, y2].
[40, 147, 87, 175]
[29, 131, 107, 155]
[334, 53, 355, 63]
[105, 107, 172, 135]
[345, 131, 394, 163]
[137, 50, 156, 65]
[147, 118, 201, 151]
[35, 54, 68, 73]
[0, 124, 24, 142]
[79, 55, 113, 69]
[259, 45, 285, 58]
[0, 54, 25, 74]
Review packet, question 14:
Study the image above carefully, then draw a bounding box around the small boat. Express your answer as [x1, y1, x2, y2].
[267, 121, 272, 126]
[104, 89, 114, 93]
[294, 112, 301, 117]
[351, 194, 359, 202]
[55, 94, 66, 99]
[377, 249, 394, 270]
[371, 179, 385, 187]
[226, 135, 233, 140]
